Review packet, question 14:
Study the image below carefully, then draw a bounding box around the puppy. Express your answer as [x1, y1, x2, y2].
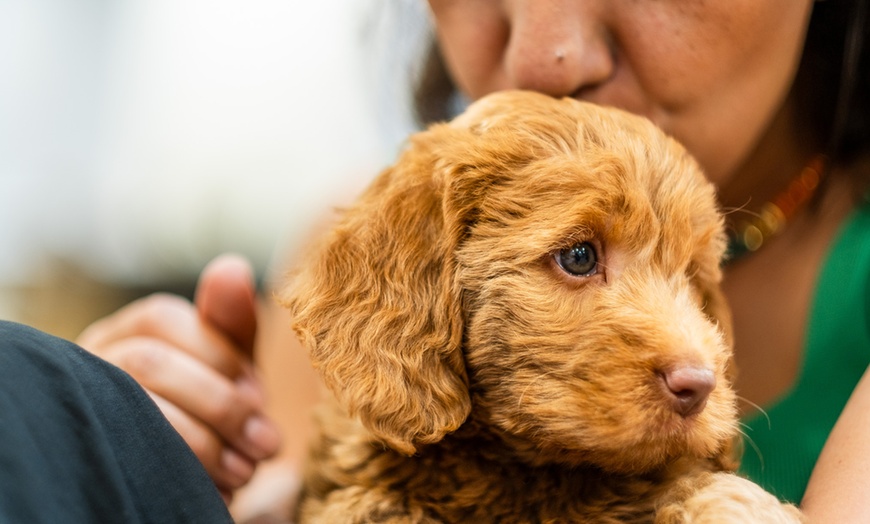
[283, 91, 804, 523]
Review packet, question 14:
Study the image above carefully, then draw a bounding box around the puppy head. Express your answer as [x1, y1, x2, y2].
[284, 91, 737, 470]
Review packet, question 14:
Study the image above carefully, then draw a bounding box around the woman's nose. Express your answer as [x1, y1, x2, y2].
[504, 1, 614, 98]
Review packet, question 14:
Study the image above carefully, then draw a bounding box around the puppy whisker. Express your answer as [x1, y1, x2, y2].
[720, 200, 754, 218]
[734, 396, 770, 469]
[735, 424, 766, 471]
[736, 395, 771, 430]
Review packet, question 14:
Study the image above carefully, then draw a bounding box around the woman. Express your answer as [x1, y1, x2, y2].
[77, 0, 870, 521]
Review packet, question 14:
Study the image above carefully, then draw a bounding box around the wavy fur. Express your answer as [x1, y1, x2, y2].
[282, 91, 803, 523]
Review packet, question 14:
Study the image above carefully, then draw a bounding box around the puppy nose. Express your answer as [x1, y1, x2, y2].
[658, 366, 716, 418]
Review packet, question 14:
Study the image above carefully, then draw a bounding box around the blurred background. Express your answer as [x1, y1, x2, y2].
[0, 0, 431, 340]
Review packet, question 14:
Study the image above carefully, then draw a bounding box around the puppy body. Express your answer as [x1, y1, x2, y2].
[302, 401, 724, 522]
[284, 91, 804, 523]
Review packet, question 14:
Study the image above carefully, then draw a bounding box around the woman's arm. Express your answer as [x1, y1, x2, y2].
[802, 364, 870, 521]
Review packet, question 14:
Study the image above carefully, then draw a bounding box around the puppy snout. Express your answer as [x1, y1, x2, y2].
[658, 366, 716, 418]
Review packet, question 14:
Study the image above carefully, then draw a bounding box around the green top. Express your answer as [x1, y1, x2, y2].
[739, 197, 870, 503]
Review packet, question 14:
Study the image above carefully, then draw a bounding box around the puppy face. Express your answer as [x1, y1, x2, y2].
[285, 90, 736, 474]
[455, 104, 736, 474]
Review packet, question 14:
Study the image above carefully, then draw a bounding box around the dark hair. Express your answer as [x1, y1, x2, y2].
[413, 41, 455, 126]
[796, 0, 869, 171]
[414, 1, 870, 190]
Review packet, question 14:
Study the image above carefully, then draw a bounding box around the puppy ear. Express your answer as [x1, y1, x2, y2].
[282, 126, 472, 455]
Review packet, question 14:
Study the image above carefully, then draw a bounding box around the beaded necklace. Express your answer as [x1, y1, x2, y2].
[725, 154, 827, 263]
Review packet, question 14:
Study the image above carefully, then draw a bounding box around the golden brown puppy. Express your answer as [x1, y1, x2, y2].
[283, 91, 804, 523]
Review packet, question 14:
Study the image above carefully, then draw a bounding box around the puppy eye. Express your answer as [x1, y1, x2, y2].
[555, 242, 598, 277]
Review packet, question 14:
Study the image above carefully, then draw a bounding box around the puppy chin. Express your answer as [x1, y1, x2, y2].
[504, 396, 738, 475]
[535, 432, 726, 476]
[605, 407, 738, 474]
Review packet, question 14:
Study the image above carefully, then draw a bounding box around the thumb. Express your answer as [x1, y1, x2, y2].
[194, 254, 258, 359]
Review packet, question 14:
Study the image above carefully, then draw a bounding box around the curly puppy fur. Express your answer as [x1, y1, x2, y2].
[283, 91, 804, 523]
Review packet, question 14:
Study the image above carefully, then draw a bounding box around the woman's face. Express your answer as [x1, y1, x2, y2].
[427, 0, 814, 186]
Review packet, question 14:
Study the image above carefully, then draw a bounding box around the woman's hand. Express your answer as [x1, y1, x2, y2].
[76, 254, 282, 502]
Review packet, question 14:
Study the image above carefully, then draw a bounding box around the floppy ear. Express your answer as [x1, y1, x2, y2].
[282, 125, 473, 455]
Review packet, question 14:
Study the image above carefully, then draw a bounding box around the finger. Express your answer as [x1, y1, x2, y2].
[195, 254, 258, 359]
[150, 394, 255, 492]
[105, 337, 280, 461]
[229, 459, 302, 521]
[78, 293, 247, 381]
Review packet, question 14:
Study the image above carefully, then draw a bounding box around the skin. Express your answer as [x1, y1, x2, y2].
[77, 255, 282, 503]
[428, 0, 812, 190]
[77, 1, 869, 521]
[802, 364, 870, 521]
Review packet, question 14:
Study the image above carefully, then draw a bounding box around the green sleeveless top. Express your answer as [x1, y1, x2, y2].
[738, 197, 870, 504]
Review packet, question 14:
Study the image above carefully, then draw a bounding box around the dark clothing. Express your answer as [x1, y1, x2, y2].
[0, 321, 232, 523]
